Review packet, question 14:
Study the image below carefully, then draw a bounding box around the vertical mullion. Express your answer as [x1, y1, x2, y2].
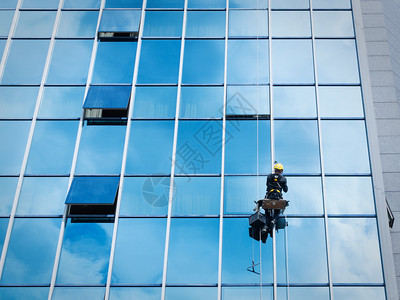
[161, 1, 188, 299]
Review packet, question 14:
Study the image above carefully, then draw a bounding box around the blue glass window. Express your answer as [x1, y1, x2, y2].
[0, 287, 49, 300]
[321, 120, 370, 174]
[83, 85, 131, 109]
[0, 121, 30, 175]
[223, 287, 272, 300]
[166, 287, 218, 299]
[333, 287, 386, 300]
[0, 40, 6, 58]
[99, 10, 141, 35]
[318, 86, 364, 118]
[57, 11, 99, 38]
[138, 40, 181, 84]
[274, 86, 316, 118]
[172, 177, 220, 215]
[53, 287, 105, 299]
[1, 218, 61, 284]
[17, 177, 69, 216]
[0, 219, 8, 252]
[313, 11, 354, 38]
[167, 218, 219, 284]
[278, 287, 329, 300]
[56, 221, 113, 285]
[38, 87, 85, 119]
[229, 0, 267, 9]
[315, 40, 359, 84]
[228, 39, 269, 84]
[21, 0, 58, 8]
[26, 121, 79, 175]
[112, 218, 166, 284]
[229, 10, 268, 37]
[180, 87, 223, 119]
[271, 0, 309, 9]
[0, 177, 18, 216]
[133, 87, 177, 119]
[143, 11, 183, 37]
[186, 11, 225, 38]
[188, 0, 225, 8]
[312, 0, 351, 9]
[65, 177, 119, 205]
[227, 86, 269, 116]
[182, 40, 225, 85]
[110, 287, 161, 300]
[0, 11, 15, 37]
[92, 41, 137, 84]
[2, 40, 49, 85]
[272, 39, 314, 84]
[271, 11, 311, 38]
[14, 11, 56, 38]
[126, 121, 174, 175]
[47, 40, 93, 85]
[0, 0, 17, 9]
[0, 87, 38, 119]
[64, 0, 101, 8]
[105, 0, 142, 8]
[176, 120, 222, 175]
[225, 120, 271, 174]
[147, 0, 183, 8]
[76, 125, 126, 175]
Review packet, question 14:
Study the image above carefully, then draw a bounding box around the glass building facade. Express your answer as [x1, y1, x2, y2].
[0, 0, 396, 299]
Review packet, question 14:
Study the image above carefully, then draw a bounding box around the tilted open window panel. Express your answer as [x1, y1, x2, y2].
[98, 10, 141, 40]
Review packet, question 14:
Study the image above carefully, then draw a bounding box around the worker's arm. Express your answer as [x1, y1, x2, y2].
[281, 177, 288, 193]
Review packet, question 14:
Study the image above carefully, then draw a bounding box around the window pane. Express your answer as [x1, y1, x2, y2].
[0, 40, 6, 57]
[180, 87, 223, 119]
[0, 87, 38, 119]
[110, 287, 161, 300]
[176, 120, 222, 175]
[225, 120, 271, 174]
[47, 40, 93, 85]
[188, 0, 225, 8]
[229, 0, 267, 9]
[1, 218, 60, 284]
[56, 221, 113, 285]
[38, 87, 85, 119]
[64, 0, 101, 8]
[0, 0, 17, 9]
[138, 40, 181, 84]
[223, 287, 272, 300]
[278, 287, 329, 300]
[147, 0, 183, 8]
[112, 218, 166, 284]
[92, 41, 137, 84]
[167, 218, 219, 284]
[166, 287, 217, 300]
[53, 287, 105, 300]
[271, 0, 309, 9]
[0, 219, 8, 251]
[182, 40, 225, 85]
[26, 121, 78, 175]
[276, 218, 328, 284]
[99, 10, 141, 33]
[312, 0, 351, 9]
[227, 86, 269, 116]
[318, 86, 364, 118]
[126, 121, 174, 175]
[143, 11, 183, 37]
[105, 0, 142, 8]
[2, 40, 49, 84]
[83, 85, 131, 109]
[17, 177, 69, 215]
[274, 86, 316, 118]
[229, 10, 268, 37]
[313, 11, 354, 38]
[222, 218, 273, 283]
[321, 120, 370, 174]
[120, 177, 169, 215]
[228, 39, 269, 84]
[57, 11, 98, 38]
[275, 120, 320, 174]
[328, 218, 383, 283]
[0, 11, 13, 37]
[21, 0, 59, 9]
[333, 287, 385, 300]
[0, 121, 30, 175]
[14, 11, 56, 38]
[186, 11, 225, 38]
[0, 178, 18, 215]
[133, 87, 177, 119]
[271, 11, 310, 38]
[0, 287, 49, 300]
[315, 39, 359, 84]
[272, 40, 314, 84]
[172, 177, 220, 215]
[75, 125, 126, 175]
[325, 176, 375, 214]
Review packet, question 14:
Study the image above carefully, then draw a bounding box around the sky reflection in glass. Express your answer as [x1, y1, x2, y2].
[273, 86, 316, 118]
[143, 11, 183, 37]
[229, 10, 268, 37]
[186, 11, 225, 38]
[110, 287, 161, 300]
[318, 86, 364, 118]
[271, 0, 309, 9]
[188, 0, 225, 8]
[0, 287, 49, 300]
[277, 287, 329, 300]
[14, 11, 56, 38]
[0, 178, 17, 215]
[0, 11, 14, 36]
[105, 0, 142, 8]
[52, 287, 105, 300]
[133, 87, 176, 119]
[166, 287, 217, 300]
[271, 11, 310, 38]
[180, 87, 223, 119]
[64, 0, 101, 8]
[227, 86, 269, 116]
[333, 287, 386, 300]
[223, 287, 272, 300]
[147, 0, 183, 8]
[0, 219, 9, 251]
[0, 87, 38, 119]
[57, 11, 99, 38]
[312, 0, 351, 9]
[313, 11, 354, 38]
[21, 0, 59, 9]
[229, 0, 267, 9]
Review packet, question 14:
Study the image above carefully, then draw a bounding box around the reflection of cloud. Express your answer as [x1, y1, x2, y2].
[110, 287, 161, 300]
[285, 177, 323, 214]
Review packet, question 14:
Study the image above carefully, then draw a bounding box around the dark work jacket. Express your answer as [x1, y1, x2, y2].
[266, 173, 288, 199]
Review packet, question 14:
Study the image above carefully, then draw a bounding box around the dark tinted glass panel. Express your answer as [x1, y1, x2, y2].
[92, 41, 137, 84]
[166, 287, 218, 300]
[271, 11, 310, 38]
[275, 120, 320, 174]
[182, 40, 225, 85]
[0, 11, 13, 37]
[56, 221, 113, 284]
[47, 40, 93, 85]
[328, 218, 383, 283]
[274, 86, 316, 118]
[180, 87, 223, 119]
[271, 0, 309, 9]
[0, 87, 38, 119]
[133, 87, 177, 119]
[229, 10, 268, 37]
[110, 287, 161, 300]
[138, 40, 181, 84]
[333, 287, 385, 300]
[1, 218, 60, 284]
[313, 11, 354, 38]
[229, 0, 267, 9]
[112, 218, 166, 284]
[99, 10, 141, 33]
[167, 218, 219, 284]
[0, 121, 30, 175]
[147, 0, 184, 8]
[0, 177, 18, 215]
[38, 87, 85, 119]
[143, 11, 183, 37]
[57, 11, 99, 38]
[126, 121, 174, 175]
[17, 177, 69, 215]
[83, 85, 131, 109]
[312, 0, 351, 9]
[105, 0, 142, 8]
[2, 40, 49, 85]
[75, 125, 126, 175]
[318, 86, 364, 118]
[21, 0, 59, 9]
[14, 11, 56, 38]
[0, 287, 49, 300]
[64, 0, 101, 8]
[186, 11, 225, 38]
[188, 0, 225, 8]
[223, 287, 272, 300]
[53, 287, 105, 300]
[176, 120, 222, 175]
[227, 39, 268, 84]
[0, 0, 17, 9]
[26, 121, 78, 175]
[227, 86, 269, 116]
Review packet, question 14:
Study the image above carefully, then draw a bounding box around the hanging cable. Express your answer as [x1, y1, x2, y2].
[284, 214, 290, 300]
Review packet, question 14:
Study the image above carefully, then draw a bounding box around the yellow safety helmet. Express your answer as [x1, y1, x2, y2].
[274, 163, 284, 171]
